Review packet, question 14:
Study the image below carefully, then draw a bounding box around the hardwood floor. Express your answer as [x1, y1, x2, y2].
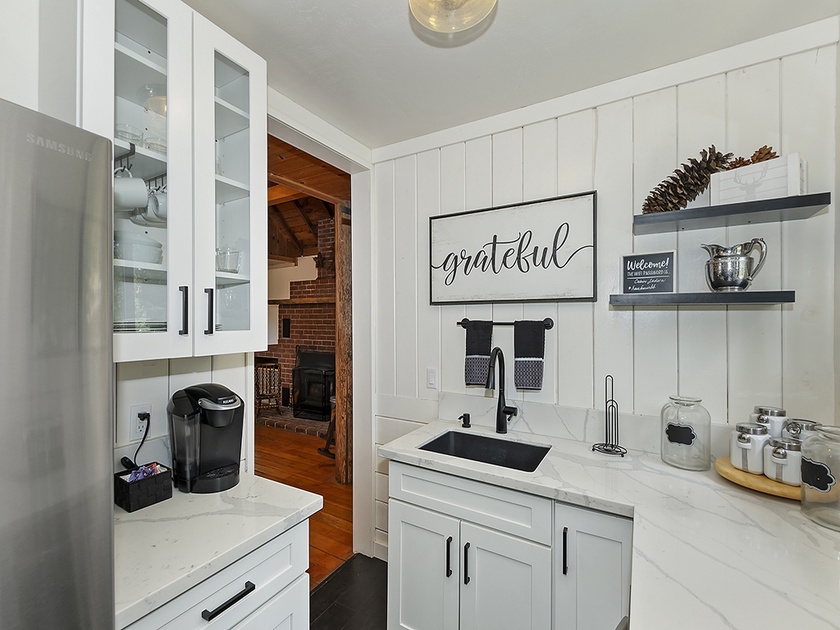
[253, 424, 354, 589]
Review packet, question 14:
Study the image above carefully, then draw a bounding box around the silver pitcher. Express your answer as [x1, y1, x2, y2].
[701, 238, 767, 292]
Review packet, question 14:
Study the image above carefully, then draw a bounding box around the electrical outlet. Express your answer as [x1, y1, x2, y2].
[129, 404, 151, 442]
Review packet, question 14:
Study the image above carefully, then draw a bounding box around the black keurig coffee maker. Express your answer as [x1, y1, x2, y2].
[167, 383, 244, 493]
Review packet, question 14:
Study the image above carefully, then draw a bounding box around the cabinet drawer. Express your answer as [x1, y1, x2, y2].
[125, 522, 308, 630]
[233, 574, 308, 630]
[389, 461, 551, 544]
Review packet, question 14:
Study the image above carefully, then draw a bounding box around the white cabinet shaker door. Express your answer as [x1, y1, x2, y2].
[459, 521, 551, 630]
[387, 499, 459, 630]
[554, 502, 633, 630]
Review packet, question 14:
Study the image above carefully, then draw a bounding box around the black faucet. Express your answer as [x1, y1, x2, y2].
[486, 347, 518, 434]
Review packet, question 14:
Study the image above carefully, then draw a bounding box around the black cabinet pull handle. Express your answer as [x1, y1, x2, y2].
[562, 526, 569, 575]
[179, 286, 189, 335]
[204, 288, 214, 335]
[201, 581, 255, 621]
[463, 542, 471, 585]
[445, 536, 453, 577]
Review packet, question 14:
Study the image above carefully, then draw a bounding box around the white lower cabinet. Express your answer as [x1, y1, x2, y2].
[124, 521, 309, 629]
[387, 461, 634, 630]
[553, 502, 633, 630]
[387, 462, 552, 630]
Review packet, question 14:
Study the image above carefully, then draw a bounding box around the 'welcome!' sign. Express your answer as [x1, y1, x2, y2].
[622, 251, 675, 293]
[429, 192, 596, 304]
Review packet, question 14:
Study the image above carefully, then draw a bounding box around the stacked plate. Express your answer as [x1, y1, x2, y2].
[114, 231, 163, 264]
[114, 321, 167, 333]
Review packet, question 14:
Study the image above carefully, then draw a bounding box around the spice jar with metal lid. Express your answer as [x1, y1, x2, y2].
[763, 437, 802, 486]
[753, 407, 788, 438]
[660, 395, 711, 471]
[750, 405, 785, 423]
[801, 425, 840, 531]
[782, 418, 820, 441]
[730, 423, 770, 474]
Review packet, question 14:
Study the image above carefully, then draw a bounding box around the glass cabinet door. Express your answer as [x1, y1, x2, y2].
[112, 0, 193, 361]
[192, 14, 267, 357]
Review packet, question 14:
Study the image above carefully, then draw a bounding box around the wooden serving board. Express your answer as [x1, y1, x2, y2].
[714, 456, 801, 501]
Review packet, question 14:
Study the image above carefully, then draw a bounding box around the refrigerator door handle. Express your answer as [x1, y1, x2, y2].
[204, 288, 214, 335]
[179, 286, 189, 335]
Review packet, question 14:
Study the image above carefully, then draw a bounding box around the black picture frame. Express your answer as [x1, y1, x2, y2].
[429, 191, 597, 305]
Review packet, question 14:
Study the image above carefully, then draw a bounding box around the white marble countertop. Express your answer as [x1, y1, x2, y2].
[379, 420, 840, 630]
[114, 473, 322, 628]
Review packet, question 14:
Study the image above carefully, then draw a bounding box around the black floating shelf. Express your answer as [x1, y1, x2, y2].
[633, 192, 830, 235]
[609, 291, 795, 306]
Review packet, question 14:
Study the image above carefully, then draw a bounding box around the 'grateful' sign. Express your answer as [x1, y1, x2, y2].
[429, 193, 596, 304]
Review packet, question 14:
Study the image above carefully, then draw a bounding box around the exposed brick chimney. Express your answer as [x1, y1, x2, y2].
[258, 218, 336, 397]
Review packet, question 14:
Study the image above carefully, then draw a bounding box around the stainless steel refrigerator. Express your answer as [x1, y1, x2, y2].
[0, 98, 114, 629]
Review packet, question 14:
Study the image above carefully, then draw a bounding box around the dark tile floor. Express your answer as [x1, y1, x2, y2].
[310, 554, 387, 630]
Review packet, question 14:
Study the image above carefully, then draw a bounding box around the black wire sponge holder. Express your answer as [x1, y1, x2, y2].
[592, 375, 627, 457]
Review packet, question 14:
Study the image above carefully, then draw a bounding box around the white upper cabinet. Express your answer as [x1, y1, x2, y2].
[192, 13, 267, 358]
[81, 0, 267, 362]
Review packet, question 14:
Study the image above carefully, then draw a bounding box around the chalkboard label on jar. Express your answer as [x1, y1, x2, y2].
[666, 422, 696, 446]
[622, 251, 675, 294]
[801, 458, 836, 492]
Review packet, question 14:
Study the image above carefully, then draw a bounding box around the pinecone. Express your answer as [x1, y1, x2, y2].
[750, 145, 778, 164]
[641, 146, 733, 214]
[727, 156, 751, 170]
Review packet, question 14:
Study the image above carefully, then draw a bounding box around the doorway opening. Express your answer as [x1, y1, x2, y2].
[254, 134, 353, 588]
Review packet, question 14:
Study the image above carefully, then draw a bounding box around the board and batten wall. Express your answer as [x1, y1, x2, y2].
[368, 23, 839, 559]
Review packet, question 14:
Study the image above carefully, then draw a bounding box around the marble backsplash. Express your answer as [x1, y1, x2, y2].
[438, 391, 732, 459]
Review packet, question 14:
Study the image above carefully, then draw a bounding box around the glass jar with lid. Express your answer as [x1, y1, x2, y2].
[660, 395, 711, 471]
[801, 425, 840, 531]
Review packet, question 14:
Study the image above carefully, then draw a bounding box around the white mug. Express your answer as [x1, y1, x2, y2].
[113, 168, 148, 210]
[141, 191, 161, 223]
[152, 191, 167, 219]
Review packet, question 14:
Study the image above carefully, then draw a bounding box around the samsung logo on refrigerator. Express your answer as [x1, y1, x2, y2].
[26, 133, 92, 161]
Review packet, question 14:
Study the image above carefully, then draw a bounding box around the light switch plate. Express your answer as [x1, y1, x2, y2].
[426, 368, 437, 390]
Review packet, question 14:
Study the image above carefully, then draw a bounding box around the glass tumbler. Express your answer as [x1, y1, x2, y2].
[661, 395, 711, 471]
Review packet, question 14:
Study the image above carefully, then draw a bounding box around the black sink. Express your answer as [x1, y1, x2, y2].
[418, 430, 550, 473]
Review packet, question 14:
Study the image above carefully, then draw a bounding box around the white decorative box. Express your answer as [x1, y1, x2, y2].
[710, 153, 807, 205]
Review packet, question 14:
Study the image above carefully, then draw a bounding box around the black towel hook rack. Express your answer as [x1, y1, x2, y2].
[457, 317, 554, 330]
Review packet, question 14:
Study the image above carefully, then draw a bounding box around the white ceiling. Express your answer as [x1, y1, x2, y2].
[182, 0, 839, 149]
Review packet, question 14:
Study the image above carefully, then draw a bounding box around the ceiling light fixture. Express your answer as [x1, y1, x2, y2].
[409, 0, 497, 34]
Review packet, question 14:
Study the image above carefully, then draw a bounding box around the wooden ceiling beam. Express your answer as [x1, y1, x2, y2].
[293, 199, 319, 240]
[321, 200, 335, 219]
[268, 254, 297, 264]
[268, 171, 346, 206]
[269, 204, 304, 257]
[267, 183, 308, 205]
